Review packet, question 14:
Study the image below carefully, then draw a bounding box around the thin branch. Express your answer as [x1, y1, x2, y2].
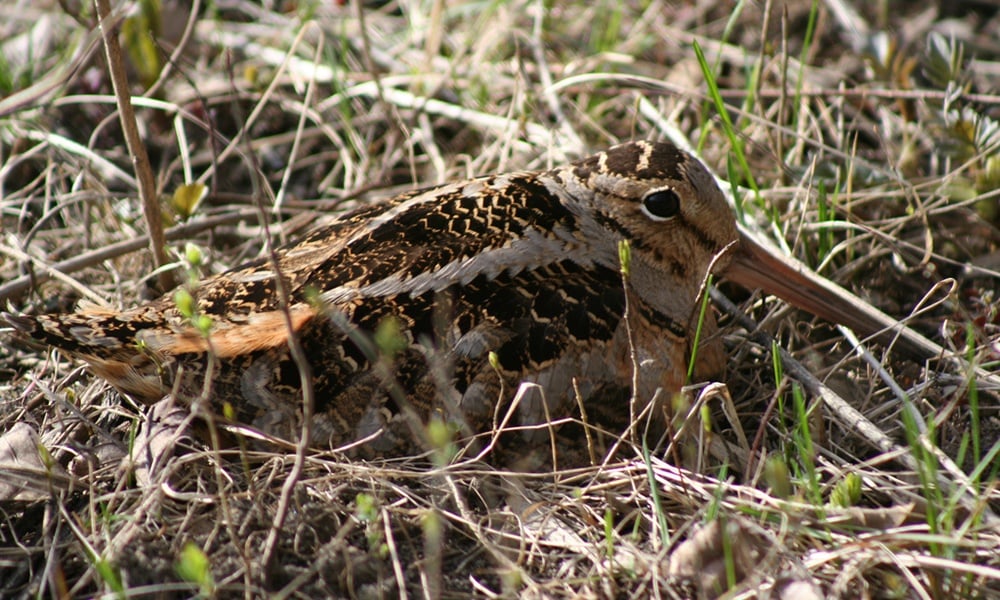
[93, 0, 173, 292]
[0, 209, 261, 305]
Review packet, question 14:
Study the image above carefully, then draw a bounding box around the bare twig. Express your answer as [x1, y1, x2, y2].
[93, 0, 172, 292]
[234, 32, 322, 573]
[0, 209, 261, 305]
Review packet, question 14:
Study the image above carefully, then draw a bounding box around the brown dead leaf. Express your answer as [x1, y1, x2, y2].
[824, 503, 918, 530]
[130, 398, 193, 486]
[0, 422, 71, 501]
[667, 517, 763, 599]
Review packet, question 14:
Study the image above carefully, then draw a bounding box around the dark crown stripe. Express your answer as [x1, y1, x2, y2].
[572, 141, 690, 181]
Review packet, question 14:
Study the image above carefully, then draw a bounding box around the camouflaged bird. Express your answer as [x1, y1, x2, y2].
[9, 140, 918, 457]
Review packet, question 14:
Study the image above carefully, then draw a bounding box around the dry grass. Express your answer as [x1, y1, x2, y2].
[1, 0, 999, 598]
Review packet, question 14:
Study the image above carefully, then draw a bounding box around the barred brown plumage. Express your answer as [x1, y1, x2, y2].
[6, 140, 927, 459]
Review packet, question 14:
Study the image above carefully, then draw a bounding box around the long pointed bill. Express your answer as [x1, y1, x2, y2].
[722, 226, 947, 362]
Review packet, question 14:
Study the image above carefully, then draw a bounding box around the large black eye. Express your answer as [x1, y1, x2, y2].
[641, 189, 680, 221]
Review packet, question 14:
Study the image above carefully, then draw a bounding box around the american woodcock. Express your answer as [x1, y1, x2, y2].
[5, 141, 928, 457]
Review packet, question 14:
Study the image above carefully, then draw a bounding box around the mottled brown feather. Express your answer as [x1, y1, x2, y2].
[6, 141, 739, 457]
